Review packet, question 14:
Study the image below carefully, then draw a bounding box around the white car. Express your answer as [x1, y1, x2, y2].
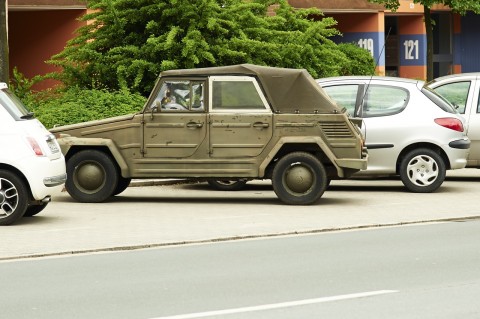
[0, 83, 66, 225]
[317, 76, 470, 193]
[427, 73, 480, 168]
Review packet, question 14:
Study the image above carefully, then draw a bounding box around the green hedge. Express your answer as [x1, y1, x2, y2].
[23, 87, 146, 129]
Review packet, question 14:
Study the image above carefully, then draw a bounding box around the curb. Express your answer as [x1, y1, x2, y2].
[3, 215, 480, 261]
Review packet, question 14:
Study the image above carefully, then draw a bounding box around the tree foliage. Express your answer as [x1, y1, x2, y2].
[48, 0, 374, 95]
[369, 0, 480, 80]
[370, 0, 480, 14]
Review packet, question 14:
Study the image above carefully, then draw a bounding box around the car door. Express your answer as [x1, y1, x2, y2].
[323, 82, 409, 173]
[208, 76, 273, 158]
[430, 76, 480, 166]
[319, 82, 367, 138]
[358, 84, 410, 173]
[466, 77, 480, 165]
[142, 79, 208, 159]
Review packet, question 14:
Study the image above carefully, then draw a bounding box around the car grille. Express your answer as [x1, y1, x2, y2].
[320, 122, 354, 139]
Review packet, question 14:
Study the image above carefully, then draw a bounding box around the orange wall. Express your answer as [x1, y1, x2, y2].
[398, 15, 425, 34]
[331, 13, 382, 33]
[398, 66, 426, 79]
[397, 15, 426, 79]
[8, 9, 86, 90]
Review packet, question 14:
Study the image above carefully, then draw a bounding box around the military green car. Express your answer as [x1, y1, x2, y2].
[51, 64, 367, 205]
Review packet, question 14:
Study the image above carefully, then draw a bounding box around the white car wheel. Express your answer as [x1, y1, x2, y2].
[400, 148, 446, 193]
[0, 170, 29, 225]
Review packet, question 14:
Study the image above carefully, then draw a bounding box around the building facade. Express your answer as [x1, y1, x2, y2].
[290, 0, 480, 79]
[7, 0, 86, 89]
[5, 0, 480, 87]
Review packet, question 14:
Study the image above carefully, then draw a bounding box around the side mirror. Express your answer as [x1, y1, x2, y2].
[151, 101, 160, 119]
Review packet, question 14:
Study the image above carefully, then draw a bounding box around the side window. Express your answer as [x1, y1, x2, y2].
[363, 85, 408, 117]
[478, 90, 480, 113]
[432, 81, 470, 114]
[155, 80, 205, 112]
[212, 79, 267, 111]
[322, 85, 359, 115]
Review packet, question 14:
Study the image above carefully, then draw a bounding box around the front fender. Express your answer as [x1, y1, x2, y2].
[57, 135, 129, 177]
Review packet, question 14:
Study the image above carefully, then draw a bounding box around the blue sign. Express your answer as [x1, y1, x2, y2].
[399, 34, 426, 66]
[333, 32, 385, 66]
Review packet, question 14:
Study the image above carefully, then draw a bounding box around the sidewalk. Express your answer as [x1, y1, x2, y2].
[2, 169, 480, 261]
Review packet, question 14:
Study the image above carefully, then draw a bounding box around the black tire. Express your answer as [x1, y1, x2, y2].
[399, 148, 446, 193]
[24, 202, 48, 217]
[0, 170, 29, 225]
[272, 152, 327, 205]
[207, 180, 247, 191]
[65, 150, 119, 202]
[113, 177, 132, 196]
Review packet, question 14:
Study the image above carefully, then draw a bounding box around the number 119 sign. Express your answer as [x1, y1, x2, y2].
[358, 38, 375, 57]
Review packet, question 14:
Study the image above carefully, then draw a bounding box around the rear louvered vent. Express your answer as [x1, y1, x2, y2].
[320, 122, 354, 138]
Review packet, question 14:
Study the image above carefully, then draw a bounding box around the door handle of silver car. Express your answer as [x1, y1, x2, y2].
[253, 122, 269, 129]
[186, 122, 203, 129]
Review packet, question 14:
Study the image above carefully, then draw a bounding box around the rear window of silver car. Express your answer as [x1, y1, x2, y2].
[421, 86, 458, 114]
[0, 88, 33, 120]
[428, 81, 470, 114]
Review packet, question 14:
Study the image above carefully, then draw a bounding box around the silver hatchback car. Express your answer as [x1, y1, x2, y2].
[317, 76, 470, 193]
[427, 73, 480, 168]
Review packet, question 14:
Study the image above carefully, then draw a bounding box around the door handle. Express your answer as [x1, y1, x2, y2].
[186, 122, 203, 129]
[253, 122, 269, 129]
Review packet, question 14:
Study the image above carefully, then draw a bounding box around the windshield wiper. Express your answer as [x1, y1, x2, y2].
[20, 112, 35, 119]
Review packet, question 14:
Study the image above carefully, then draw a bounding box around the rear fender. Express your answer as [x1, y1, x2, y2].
[259, 136, 343, 177]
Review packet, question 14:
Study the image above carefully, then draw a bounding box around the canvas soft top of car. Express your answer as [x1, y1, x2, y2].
[160, 64, 340, 114]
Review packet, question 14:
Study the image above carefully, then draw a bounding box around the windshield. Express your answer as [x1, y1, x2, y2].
[0, 88, 33, 120]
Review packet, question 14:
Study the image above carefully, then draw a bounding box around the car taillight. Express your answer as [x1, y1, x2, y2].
[434, 118, 464, 132]
[26, 136, 44, 156]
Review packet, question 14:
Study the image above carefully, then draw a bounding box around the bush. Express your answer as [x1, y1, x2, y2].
[25, 87, 146, 129]
[337, 43, 376, 76]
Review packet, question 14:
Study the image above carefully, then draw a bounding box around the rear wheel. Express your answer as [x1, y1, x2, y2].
[0, 170, 29, 225]
[399, 148, 446, 193]
[272, 152, 327, 205]
[66, 150, 119, 202]
[207, 180, 247, 191]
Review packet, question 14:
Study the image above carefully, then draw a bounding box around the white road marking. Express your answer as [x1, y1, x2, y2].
[151, 290, 398, 319]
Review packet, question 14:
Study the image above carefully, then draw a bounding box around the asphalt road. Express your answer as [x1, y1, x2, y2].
[1, 220, 480, 319]
[2, 169, 480, 260]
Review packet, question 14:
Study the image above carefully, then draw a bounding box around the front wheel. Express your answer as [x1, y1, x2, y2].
[113, 177, 132, 196]
[0, 170, 29, 225]
[207, 180, 247, 191]
[66, 150, 119, 202]
[399, 148, 446, 193]
[272, 152, 327, 205]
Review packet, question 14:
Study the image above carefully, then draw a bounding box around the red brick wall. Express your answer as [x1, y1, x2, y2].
[8, 9, 86, 90]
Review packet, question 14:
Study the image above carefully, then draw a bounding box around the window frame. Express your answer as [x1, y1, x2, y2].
[360, 84, 410, 118]
[208, 76, 271, 113]
[147, 78, 207, 113]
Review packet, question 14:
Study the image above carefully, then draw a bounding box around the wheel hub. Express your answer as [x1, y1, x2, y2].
[74, 163, 106, 191]
[0, 178, 18, 215]
[285, 165, 314, 193]
[407, 155, 438, 186]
